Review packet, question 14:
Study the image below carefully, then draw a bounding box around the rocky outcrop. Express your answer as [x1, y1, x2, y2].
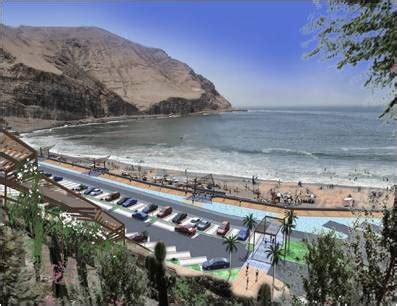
[0, 25, 231, 120]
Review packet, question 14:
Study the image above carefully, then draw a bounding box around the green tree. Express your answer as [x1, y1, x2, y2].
[265, 243, 284, 300]
[302, 231, 353, 305]
[145, 242, 170, 306]
[257, 283, 272, 306]
[350, 205, 396, 305]
[282, 210, 297, 258]
[243, 213, 257, 257]
[97, 244, 147, 305]
[305, 0, 397, 117]
[222, 235, 238, 281]
[10, 162, 46, 282]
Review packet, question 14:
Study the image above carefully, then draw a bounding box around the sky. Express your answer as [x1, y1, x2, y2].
[1, 1, 389, 108]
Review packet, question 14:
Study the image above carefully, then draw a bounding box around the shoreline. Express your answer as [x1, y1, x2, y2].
[4, 108, 236, 134]
[42, 151, 394, 211]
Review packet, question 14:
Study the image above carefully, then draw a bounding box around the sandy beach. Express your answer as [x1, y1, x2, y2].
[44, 152, 394, 212]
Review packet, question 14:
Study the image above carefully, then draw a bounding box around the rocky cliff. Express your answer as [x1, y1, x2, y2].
[0, 25, 231, 121]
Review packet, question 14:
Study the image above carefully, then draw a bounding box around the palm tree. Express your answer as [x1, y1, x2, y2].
[223, 235, 238, 281]
[243, 213, 257, 257]
[266, 243, 284, 299]
[284, 210, 297, 255]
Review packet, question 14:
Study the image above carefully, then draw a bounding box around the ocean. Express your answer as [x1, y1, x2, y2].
[22, 107, 396, 188]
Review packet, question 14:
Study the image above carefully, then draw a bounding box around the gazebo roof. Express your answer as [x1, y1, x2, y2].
[255, 215, 284, 236]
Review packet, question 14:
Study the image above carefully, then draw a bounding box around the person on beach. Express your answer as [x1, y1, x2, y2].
[246, 263, 249, 276]
[246, 277, 249, 290]
[255, 269, 259, 282]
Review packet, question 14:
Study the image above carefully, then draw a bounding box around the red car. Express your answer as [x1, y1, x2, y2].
[175, 224, 197, 236]
[157, 206, 173, 218]
[127, 232, 148, 243]
[217, 221, 230, 236]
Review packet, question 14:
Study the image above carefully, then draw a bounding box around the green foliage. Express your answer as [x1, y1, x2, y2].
[302, 231, 353, 305]
[146, 242, 170, 306]
[243, 213, 257, 231]
[175, 278, 208, 305]
[257, 283, 272, 306]
[305, 0, 397, 116]
[282, 210, 297, 259]
[350, 207, 396, 304]
[266, 242, 284, 299]
[0, 226, 40, 304]
[223, 235, 239, 281]
[96, 244, 147, 305]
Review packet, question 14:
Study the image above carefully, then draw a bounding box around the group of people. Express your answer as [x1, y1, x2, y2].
[245, 262, 260, 290]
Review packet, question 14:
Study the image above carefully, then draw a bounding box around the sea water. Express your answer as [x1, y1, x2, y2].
[22, 106, 396, 188]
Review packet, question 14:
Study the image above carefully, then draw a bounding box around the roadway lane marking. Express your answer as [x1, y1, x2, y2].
[179, 256, 207, 266]
[191, 233, 199, 239]
[152, 221, 175, 232]
[149, 209, 160, 217]
[126, 203, 145, 211]
[113, 208, 133, 218]
[226, 228, 240, 238]
[206, 224, 219, 235]
[96, 192, 109, 199]
[181, 217, 195, 226]
[166, 251, 191, 260]
[163, 213, 177, 222]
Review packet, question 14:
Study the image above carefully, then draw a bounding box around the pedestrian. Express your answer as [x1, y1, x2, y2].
[246, 277, 249, 290]
[246, 262, 249, 276]
[255, 269, 259, 282]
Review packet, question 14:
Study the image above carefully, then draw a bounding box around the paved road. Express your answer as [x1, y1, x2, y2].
[39, 162, 249, 268]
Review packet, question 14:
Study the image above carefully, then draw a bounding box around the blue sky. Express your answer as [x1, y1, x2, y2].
[2, 1, 388, 107]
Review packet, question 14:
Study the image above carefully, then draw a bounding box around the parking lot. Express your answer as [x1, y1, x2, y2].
[40, 163, 252, 269]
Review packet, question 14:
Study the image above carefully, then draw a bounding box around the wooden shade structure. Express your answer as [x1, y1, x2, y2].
[0, 129, 125, 241]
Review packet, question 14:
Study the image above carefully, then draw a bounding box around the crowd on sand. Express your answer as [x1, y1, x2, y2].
[49, 153, 394, 210]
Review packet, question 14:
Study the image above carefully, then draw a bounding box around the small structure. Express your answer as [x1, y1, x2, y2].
[251, 215, 285, 263]
[39, 145, 55, 158]
[0, 130, 124, 240]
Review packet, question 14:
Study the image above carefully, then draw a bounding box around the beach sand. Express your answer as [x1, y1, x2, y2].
[44, 153, 393, 213]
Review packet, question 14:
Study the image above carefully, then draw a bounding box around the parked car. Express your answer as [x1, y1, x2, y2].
[157, 206, 172, 218]
[105, 192, 120, 201]
[122, 198, 138, 208]
[83, 187, 95, 195]
[117, 197, 129, 205]
[196, 220, 211, 231]
[172, 212, 187, 224]
[142, 204, 158, 214]
[175, 224, 196, 236]
[237, 227, 250, 241]
[90, 188, 103, 196]
[217, 221, 230, 236]
[189, 217, 201, 226]
[53, 176, 63, 182]
[127, 232, 148, 243]
[132, 210, 148, 221]
[43, 172, 52, 178]
[202, 257, 230, 271]
[73, 184, 88, 192]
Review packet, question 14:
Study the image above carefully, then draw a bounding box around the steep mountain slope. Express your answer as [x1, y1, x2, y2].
[0, 25, 231, 121]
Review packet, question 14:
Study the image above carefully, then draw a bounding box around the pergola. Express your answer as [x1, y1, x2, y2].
[251, 215, 285, 263]
[0, 130, 124, 241]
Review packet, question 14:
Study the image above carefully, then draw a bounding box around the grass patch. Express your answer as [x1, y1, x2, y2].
[187, 264, 202, 271]
[283, 239, 308, 264]
[167, 258, 180, 265]
[246, 243, 254, 252]
[206, 268, 240, 281]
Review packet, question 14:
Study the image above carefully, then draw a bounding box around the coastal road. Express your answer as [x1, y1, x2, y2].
[39, 162, 250, 268]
